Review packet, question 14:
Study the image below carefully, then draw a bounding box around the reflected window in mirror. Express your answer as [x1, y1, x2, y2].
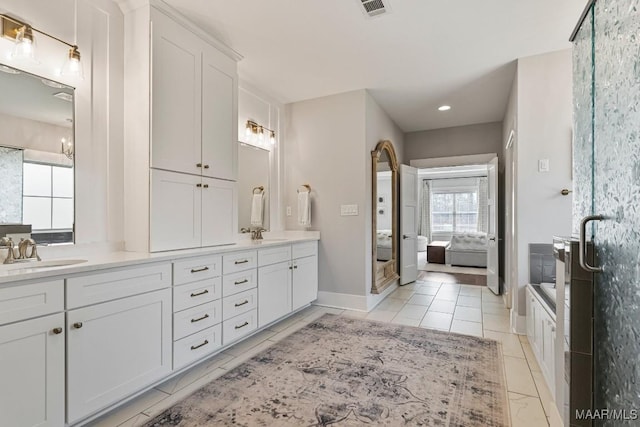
[237, 142, 270, 232]
[0, 63, 75, 244]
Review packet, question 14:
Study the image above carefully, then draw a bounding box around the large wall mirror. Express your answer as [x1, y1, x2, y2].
[0, 63, 75, 244]
[237, 142, 270, 231]
[372, 140, 399, 293]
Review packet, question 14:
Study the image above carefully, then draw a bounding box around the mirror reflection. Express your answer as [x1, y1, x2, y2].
[372, 140, 399, 294]
[0, 63, 75, 244]
[237, 142, 270, 232]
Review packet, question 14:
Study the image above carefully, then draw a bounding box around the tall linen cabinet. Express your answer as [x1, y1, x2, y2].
[121, 1, 240, 252]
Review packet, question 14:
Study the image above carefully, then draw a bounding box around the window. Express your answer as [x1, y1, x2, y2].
[22, 162, 74, 232]
[431, 191, 478, 233]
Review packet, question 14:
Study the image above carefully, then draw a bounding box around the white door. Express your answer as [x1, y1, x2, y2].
[151, 10, 203, 176]
[292, 255, 318, 310]
[201, 177, 237, 247]
[150, 169, 202, 252]
[487, 156, 500, 294]
[258, 261, 292, 327]
[67, 289, 172, 423]
[400, 164, 418, 285]
[0, 313, 65, 427]
[202, 47, 237, 181]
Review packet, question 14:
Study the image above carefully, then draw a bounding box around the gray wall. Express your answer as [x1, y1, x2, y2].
[404, 122, 503, 165]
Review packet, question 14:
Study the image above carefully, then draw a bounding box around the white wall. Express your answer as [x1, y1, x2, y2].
[503, 71, 518, 311]
[0, 0, 124, 246]
[511, 49, 573, 318]
[0, 113, 72, 154]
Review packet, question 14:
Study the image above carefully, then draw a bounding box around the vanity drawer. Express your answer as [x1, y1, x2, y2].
[173, 278, 221, 312]
[292, 241, 317, 259]
[0, 280, 64, 325]
[173, 324, 222, 370]
[222, 269, 257, 297]
[173, 300, 222, 341]
[173, 255, 222, 286]
[222, 309, 257, 345]
[222, 288, 257, 321]
[66, 263, 171, 309]
[222, 250, 257, 275]
[258, 245, 292, 267]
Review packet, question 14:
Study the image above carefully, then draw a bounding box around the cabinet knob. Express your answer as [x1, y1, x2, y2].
[52, 327, 63, 335]
[196, 183, 202, 188]
[203, 184, 209, 189]
[196, 163, 203, 168]
[73, 322, 83, 329]
[204, 165, 210, 169]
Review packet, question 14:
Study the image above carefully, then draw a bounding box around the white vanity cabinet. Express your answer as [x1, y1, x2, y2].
[221, 250, 258, 345]
[526, 286, 556, 399]
[292, 242, 319, 311]
[123, 3, 239, 253]
[0, 280, 65, 427]
[65, 264, 173, 424]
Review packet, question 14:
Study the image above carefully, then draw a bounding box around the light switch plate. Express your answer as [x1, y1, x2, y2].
[538, 159, 550, 172]
[340, 204, 358, 216]
[286, 206, 291, 216]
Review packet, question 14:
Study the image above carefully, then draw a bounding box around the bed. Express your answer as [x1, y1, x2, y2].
[376, 229, 393, 261]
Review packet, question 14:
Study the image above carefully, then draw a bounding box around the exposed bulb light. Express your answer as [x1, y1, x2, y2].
[258, 126, 264, 143]
[269, 130, 276, 145]
[245, 121, 252, 138]
[61, 46, 83, 79]
[61, 137, 73, 160]
[244, 120, 276, 149]
[438, 105, 451, 111]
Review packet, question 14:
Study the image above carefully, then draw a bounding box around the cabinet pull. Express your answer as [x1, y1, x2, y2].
[196, 183, 202, 188]
[73, 322, 83, 329]
[294, 265, 298, 269]
[235, 321, 249, 330]
[204, 165, 210, 169]
[190, 340, 209, 350]
[191, 314, 210, 323]
[190, 289, 209, 297]
[234, 259, 249, 265]
[52, 327, 63, 335]
[235, 300, 249, 307]
[234, 279, 249, 285]
[203, 184, 209, 188]
[196, 163, 203, 168]
[190, 266, 209, 273]
[289, 265, 293, 270]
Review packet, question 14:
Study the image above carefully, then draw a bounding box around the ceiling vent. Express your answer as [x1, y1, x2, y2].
[358, 0, 391, 18]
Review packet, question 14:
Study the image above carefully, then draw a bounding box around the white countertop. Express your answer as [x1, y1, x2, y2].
[0, 231, 319, 286]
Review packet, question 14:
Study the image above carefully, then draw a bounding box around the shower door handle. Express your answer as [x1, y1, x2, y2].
[579, 215, 605, 273]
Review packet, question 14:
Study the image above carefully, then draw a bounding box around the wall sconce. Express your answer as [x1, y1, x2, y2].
[61, 137, 73, 160]
[1, 14, 83, 78]
[245, 120, 276, 147]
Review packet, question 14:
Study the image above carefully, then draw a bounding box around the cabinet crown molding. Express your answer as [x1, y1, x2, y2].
[116, 0, 244, 62]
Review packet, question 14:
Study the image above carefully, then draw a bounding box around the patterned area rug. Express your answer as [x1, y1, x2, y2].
[145, 314, 509, 426]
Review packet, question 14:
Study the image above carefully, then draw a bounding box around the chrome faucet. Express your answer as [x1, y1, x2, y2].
[241, 227, 266, 241]
[1, 237, 16, 264]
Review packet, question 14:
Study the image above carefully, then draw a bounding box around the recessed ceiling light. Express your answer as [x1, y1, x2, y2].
[438, 105, 451, 111]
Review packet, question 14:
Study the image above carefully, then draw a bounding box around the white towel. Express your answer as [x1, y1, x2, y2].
[298, 191, 311, 226]
[250, 194, 264, 227]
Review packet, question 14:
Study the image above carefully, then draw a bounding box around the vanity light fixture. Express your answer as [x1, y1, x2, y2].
[1, 13, 83, 78]
[245, 120, 276, 147]
[61, 137, 73, 160]
[438, 105, 452, 111]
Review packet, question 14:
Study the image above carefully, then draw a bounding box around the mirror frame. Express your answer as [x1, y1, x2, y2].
[371, 140, 399, 294]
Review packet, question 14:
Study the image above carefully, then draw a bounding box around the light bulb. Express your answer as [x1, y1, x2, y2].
[258, 127, 264, 143]
[245, 122, 252, 138]
[11, 26, 36, 62]
[269, 131, 276, 145]
[61, 46, 83, 79]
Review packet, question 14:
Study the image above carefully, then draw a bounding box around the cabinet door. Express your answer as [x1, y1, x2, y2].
[67, 289, 172, 423]
[0, 313, 64, 427]
[526, 290, 535, 341]
[292, 255, 318, 311]
[151, 169, 202, 252]
[151, 9, 203, 175]
[202, 46, 237, 181]
[201, 177, 236, 247]
[258, 261, 292, 327]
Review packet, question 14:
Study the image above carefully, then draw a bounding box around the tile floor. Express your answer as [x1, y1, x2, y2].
[91, 280, 555, 427]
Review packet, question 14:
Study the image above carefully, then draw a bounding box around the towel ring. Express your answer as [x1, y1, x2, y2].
[253, 186, 264, 195]
[297, 184, 311, 194]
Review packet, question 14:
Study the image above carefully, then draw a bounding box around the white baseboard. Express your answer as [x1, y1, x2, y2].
[316, 291, 369, 311]
[367, 282, 399, 311]
[511, 310, 526, 334]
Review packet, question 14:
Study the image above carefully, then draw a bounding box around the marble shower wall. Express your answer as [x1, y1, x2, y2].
[0, 147, 23, 223]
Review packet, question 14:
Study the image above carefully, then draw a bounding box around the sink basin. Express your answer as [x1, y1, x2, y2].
[0, 259, 87, 272]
